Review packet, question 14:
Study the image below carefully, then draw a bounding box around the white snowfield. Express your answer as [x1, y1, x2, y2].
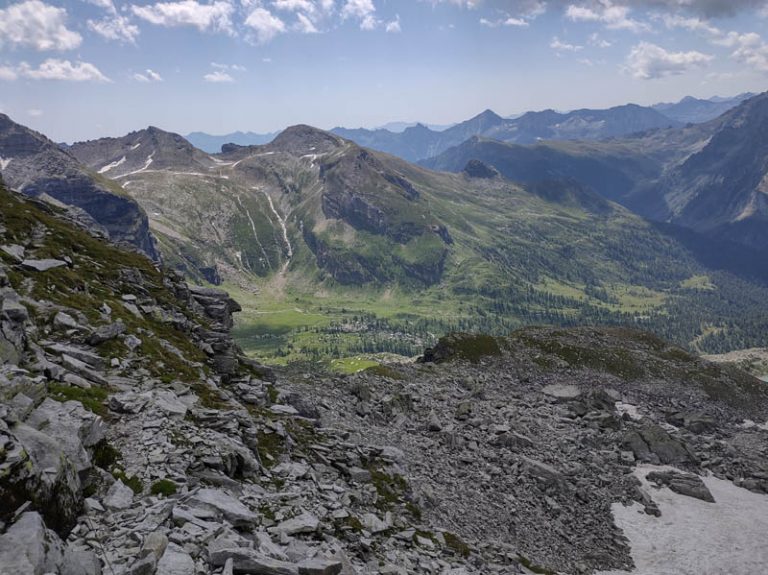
[596, 464, 768, 575]
[97, 156, 126, 174]
[115, 153, 154, 178]
[0, 156, 11, 170]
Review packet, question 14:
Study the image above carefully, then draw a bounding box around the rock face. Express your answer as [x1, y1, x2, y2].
[0, 113, 158, 260]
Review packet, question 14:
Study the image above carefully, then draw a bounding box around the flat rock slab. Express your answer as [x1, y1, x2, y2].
[297, 558, 343, 575]
[188, 488, 259, 527]
[647, 470, 715, 503]
[209, 548, 299, 575]
[542, 384, 582, 402]
[1, 244, 25, 262]
[21, 259, 67, 272]
[104, 479, 134, 510]
[157, 544, 196, 575]
[272, 512, 320, 535]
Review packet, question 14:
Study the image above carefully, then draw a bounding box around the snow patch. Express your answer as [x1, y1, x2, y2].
[263, 191, 293, 269]
[596, 465, 768, 575]
[235, 195, 272, 272]
[114, 153, 156, 178]
[615, 402, 642, 421]
[130, 142, 141, 150]
[98, 156, 126, 174]
[0, 157, 11, 171]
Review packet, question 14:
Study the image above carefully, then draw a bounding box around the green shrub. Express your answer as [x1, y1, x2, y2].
[150, 479, 177, 497]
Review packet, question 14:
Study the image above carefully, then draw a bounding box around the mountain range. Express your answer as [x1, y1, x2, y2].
[424, 92, 768, 253]
[652, 92, 756, 124]
[2, 92, 768, 361]
[182, 93, 751, 158]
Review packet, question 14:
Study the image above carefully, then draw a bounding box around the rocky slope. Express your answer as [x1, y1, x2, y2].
[0, 114, 158, 260]
[0, 183, 482, 575]
[3, 185, 767, 574]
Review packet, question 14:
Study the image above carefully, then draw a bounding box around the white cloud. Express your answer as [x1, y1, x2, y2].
[566, 1, 648, 33]
[626, 41, 713, 79]
[212, 62, 246, 71]
[204, 70, 235, 82]
[341, 0, 378, 29]
[133, 68, 163, 82]
[131, 0, 234, 34]
[296, 12, 320, 32]
[662, 14, 721, 36]
[245, 7, 287, 42]
[18, 59, 111, 82]
[88, 15, 141, 43]
[385, 15, 401, 33]
[83, 0, 115, 8]
[550, 36, 583, 51]
[0, 1, 82, 51]
[480, 15, 530, 27]
[714, 31, 768, 72]
[27, 109, 43, 117]
[654, 10, 768, 74]
[0, 66, 19, 81]
[273, 0, 316, 12]
[589, 32, 611, 47]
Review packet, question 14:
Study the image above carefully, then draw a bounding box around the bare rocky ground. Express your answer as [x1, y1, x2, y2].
[1, 187, 768, 575]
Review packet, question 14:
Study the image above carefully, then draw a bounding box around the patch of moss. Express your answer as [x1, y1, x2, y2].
[91, 439, 121, 470]
[258, 504, 276, 522]
[48, 383, 109, 417]
[266, 385, 279, 405]
[256, 431, 284, 469]
[112, 470, 143, 495]
[660, 347, 696, 363]
[405, 500, 422, 521]
[443, 532, 470, 558]
[364, 364, 405, 380]
[516, 333, 645, 380]
[425, 333, 502, 364]
[367, 465, 408, 510]
[192, 383, 231, 410]
[517, 555, 556, 575]
[150, 479, 177, 497]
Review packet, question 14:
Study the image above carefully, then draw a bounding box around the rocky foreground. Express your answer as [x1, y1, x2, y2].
[1, 185, 768, 575]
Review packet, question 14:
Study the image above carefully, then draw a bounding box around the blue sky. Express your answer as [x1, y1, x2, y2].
[1, 0, 767, 142]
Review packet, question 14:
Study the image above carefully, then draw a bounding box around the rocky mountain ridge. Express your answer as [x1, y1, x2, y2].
[331, 105, 680, 163]
[0, 114, 158, 261]
[2, 185, 768, 575]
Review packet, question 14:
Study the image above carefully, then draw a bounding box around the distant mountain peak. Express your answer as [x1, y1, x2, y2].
[269, 124, 345, 155]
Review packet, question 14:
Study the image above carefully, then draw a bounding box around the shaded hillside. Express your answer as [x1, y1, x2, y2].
[425, 92, 768, 254]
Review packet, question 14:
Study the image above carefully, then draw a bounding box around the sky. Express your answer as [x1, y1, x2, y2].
[0, 0, 768, 142]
